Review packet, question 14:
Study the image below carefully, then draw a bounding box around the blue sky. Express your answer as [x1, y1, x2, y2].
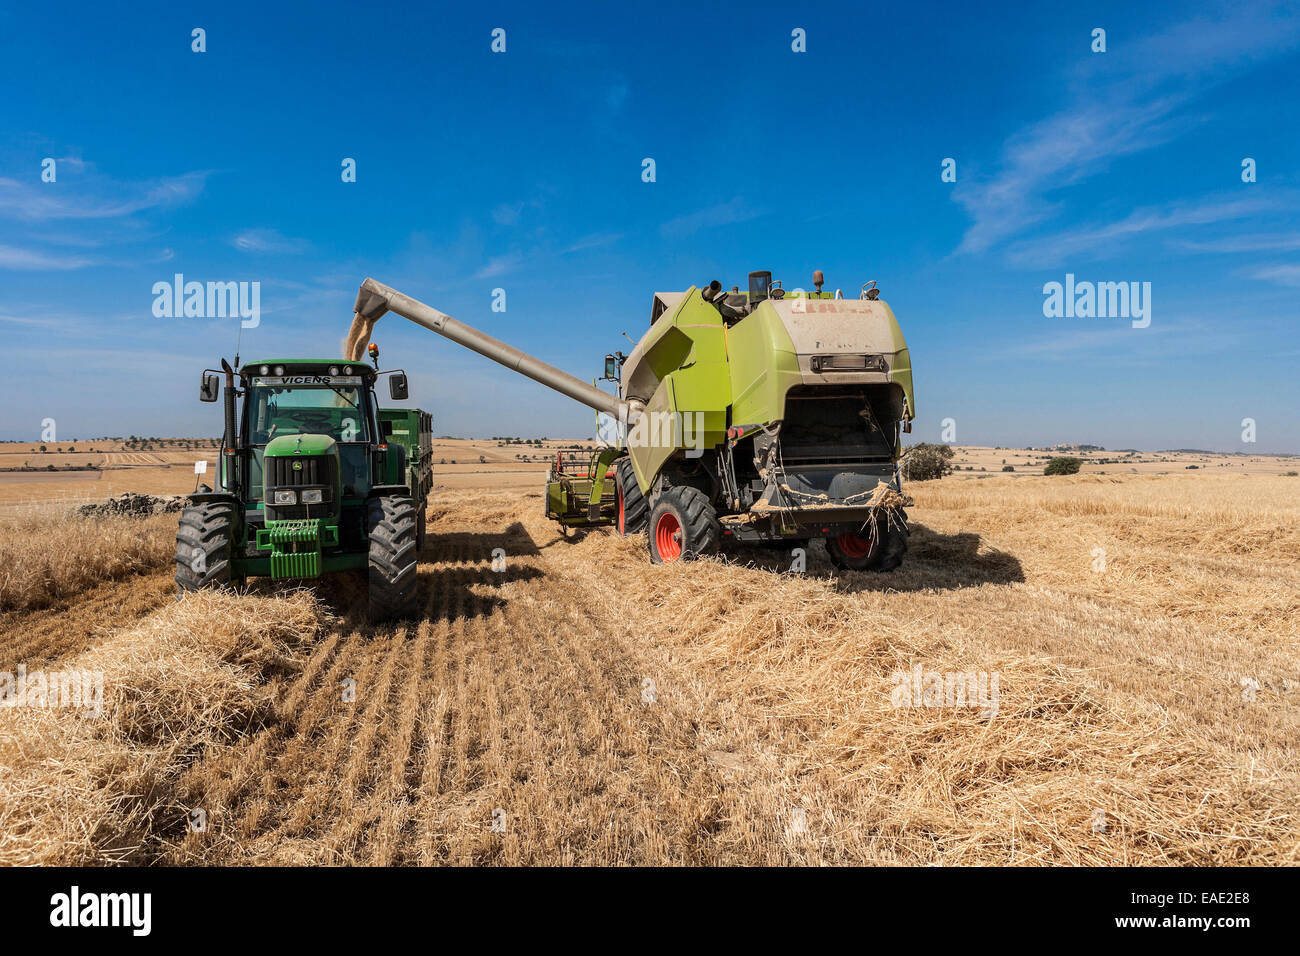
[2, 0, 1298, 451]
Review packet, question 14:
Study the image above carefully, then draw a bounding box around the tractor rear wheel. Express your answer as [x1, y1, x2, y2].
[647, 486, 720, 564]
[615, 457, 648, 535]
[174, 500, 236, 594]
[366, 495, 421, 622]
[826, 511, 908, 572]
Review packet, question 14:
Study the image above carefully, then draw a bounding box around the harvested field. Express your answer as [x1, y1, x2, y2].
[1, 472, 1296, 865]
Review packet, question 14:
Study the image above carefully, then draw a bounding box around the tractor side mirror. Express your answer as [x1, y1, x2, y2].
[603, 354, 619, 381]
[389, 373, 409, 401]
[200, 373, 220, 403]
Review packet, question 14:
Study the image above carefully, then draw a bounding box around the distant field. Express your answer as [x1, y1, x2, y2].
[0, 443, 1296, 865]
[1, 440, 1295, 509]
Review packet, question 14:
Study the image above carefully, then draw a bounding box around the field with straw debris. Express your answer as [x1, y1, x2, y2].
[1, 467, 1296, 865]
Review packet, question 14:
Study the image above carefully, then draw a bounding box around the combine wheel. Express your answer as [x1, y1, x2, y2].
[647, 486, 720, 564]
[175, 501, 236, 594]
[826, 510, 909, 572]
[366, 495, 421, 622]
[615, 457, 648, 535]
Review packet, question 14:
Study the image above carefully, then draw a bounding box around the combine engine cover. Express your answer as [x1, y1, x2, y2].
[750, 296, 913, 520]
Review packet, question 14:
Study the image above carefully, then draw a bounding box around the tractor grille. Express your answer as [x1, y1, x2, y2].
[267, 454, 335, 488]
[265, 454, 337, 522]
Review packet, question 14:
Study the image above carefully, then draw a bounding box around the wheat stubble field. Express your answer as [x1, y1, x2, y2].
[1, 468, 1297, 865]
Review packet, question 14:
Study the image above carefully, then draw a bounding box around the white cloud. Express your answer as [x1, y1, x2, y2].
[1175, 232, 1300, 253]
[952, 6, 1300, 258]
[1004, 194, 1290, 267]
[660, 197, 763, 239]
[232, 228, 309, 254]
[474, 253, 523, 279]
[0, 244, 96, 270]
[1246, 264, 1300, 286]
[0, 170, 209, 222]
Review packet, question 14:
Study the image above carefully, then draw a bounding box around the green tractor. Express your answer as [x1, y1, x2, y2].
[175, 353, 433, 620]
[350, 270, 915, 571]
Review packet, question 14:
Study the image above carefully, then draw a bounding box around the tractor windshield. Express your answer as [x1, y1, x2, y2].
[247, 384, 370, 444]
[242, 381, 373, 502]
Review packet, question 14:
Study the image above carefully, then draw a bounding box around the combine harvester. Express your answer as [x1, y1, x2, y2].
[175, 349, 432, 620]
[352, 270, 916, 570]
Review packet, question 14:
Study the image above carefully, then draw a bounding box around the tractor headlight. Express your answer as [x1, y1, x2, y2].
[301, 489, 323, 505]
[273, 489, 297, 505]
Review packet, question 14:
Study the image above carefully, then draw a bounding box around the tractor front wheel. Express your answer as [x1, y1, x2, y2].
[366, 495, 421, 622]
[647, 486, 720, 564]
[615, 457, 648, 536]
[175, 500, 236, 594]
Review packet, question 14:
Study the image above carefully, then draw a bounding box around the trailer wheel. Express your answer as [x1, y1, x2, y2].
[826, 511, 909, 572]
[647, 486, 720, 564]
[366, 495, 421, 622]
[175, 501, 235, 594]
[615, 458, 648, 535]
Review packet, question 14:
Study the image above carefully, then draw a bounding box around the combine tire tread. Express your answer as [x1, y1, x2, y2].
[647, 485, 720, 563]
[616, 457, 648, 535]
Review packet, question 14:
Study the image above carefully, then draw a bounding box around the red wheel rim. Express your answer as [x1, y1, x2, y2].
[836, 532, 875, 559]
[617, 482, 626, 534]
[655, 511, 683, 561]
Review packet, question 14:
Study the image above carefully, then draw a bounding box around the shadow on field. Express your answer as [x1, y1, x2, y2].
[726, 522, 1024, 593]
[312, 521, 546, 627]
[425, 522, 542, 560]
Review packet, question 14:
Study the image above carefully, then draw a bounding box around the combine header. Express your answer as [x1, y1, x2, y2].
[351, 269, 915, 570]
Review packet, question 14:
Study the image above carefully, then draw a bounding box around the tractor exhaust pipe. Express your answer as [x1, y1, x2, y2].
[219, 358, 240, 497]
[353, 278, 640, 424]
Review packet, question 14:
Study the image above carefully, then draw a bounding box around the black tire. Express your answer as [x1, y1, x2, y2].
[647, 486, 720, 564]
[415, 501, 428, 552]
[175, 501, 236, 594]
[615, 457, 648, 535]
[366, 496, 421, 622]
[826, 510, 909, 572]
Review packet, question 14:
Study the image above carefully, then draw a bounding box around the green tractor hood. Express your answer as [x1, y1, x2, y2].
[264, 434, 338, 458]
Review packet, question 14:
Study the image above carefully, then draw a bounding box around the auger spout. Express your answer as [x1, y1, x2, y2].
[353, 278, 639, 424]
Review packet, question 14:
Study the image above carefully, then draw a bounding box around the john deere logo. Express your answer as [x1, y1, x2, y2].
[292, 461, 302, 471]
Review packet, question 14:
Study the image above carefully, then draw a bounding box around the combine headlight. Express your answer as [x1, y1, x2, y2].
[301, 489, 324, 505]
[259, 365, 269, 375]
[343, 365, 353, 374]
[274, 365, 285, 376]
[273, 490, 297, 505]
[329, 366, 339, 376]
